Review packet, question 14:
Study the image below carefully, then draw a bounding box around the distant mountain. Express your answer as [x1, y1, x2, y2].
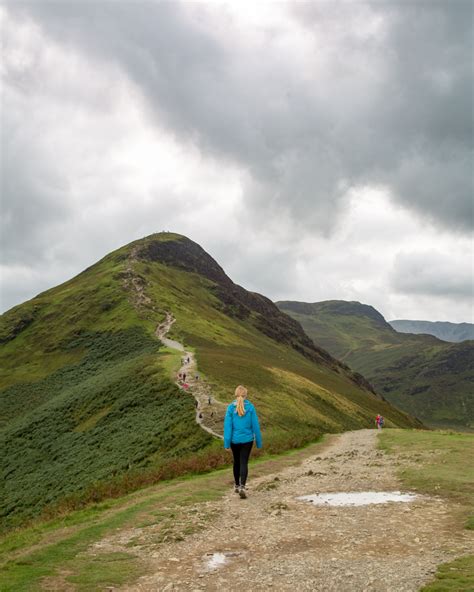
[390, 320, 474, 343]
[0, 235, 419, 529]
[277, 300, 474, 431]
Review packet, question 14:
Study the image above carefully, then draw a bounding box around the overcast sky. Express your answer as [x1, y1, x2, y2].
[1, 1, 473, 322]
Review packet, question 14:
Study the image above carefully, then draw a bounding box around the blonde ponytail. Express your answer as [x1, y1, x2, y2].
[235, 385, 248, 417]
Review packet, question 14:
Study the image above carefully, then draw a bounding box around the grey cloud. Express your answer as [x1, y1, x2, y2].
[0, 111, 73, 265]
[1, 2, 473, 321]
[9, 1, 472, 234]
[292, 1, 473, 229]
[390, 250, 473, 299]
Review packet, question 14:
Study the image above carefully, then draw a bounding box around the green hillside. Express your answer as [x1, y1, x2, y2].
[0, 235, 419, 530]
[278, 300, 474, 430]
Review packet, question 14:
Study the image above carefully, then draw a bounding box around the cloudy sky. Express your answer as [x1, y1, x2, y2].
[1, 1, 473, 322]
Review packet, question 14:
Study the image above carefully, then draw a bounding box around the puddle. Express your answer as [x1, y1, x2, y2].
[207, 552, 227, 570]
[297, 491, 419, 506]
[205, 551, 241, 571]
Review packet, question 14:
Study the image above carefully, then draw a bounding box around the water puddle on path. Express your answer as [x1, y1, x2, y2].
[204, 551, 241, 571]
[297, 491, 419, 506]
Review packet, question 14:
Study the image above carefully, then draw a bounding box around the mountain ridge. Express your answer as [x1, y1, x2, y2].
[390, 319, 474, 343]
[278, 299, 474, 430]
[0, 233, 419, 529]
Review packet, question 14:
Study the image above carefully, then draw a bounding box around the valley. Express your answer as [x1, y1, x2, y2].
[278, 300, 474, 430]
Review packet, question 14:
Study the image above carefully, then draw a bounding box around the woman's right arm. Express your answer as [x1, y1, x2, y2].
[223, 406, 232, 449]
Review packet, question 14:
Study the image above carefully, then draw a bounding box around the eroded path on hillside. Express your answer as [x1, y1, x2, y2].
[123, 245, 225, 440]
[155, 313, 225, 440]
[93, 429, 473, 592]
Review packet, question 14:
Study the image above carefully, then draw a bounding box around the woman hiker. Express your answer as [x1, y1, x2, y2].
[224, 385, 262, 499]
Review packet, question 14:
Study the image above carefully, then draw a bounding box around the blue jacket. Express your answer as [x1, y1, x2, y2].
[224, 399, 262, 449]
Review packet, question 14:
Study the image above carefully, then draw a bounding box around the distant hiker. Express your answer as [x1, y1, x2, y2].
[224, 385, 262, 499]
[376, 414, 382, 430]
[187, 356, 190, 363]
[208, 396, 212, 405]
[379, 415, 385, 429]
[195, 400, 198, 409]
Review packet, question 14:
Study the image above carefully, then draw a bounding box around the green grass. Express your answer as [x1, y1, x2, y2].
[0, 328, 211, 530]
[66, 551, 141, 591]
[420, 556, 474, 591]
[379, 430, 474, 510]
[379, 429, 474, 591]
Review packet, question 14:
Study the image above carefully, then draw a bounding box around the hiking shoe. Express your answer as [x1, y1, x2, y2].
[234, 485, 240, 494]
[239, 486, 247, 499]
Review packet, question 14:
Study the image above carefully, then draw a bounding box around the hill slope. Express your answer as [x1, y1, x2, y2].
[390, 319, 474, 343]
[0, 236, 419, 529]
[277, 300, 474, 430]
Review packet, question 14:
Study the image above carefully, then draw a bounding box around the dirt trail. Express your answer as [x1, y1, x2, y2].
[123, 247, 225, 440]
[155, 313, 225, 440]
[98, 429, 473, 592]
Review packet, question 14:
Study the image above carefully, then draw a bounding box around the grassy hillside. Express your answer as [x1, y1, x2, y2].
[278, 300, 474, 430]
[0, 235, 419, 530]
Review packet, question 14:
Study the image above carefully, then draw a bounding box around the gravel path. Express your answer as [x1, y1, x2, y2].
[124, 244, 226, 440]
[155, 312, 225, 439]
[98, 429, 473, 591]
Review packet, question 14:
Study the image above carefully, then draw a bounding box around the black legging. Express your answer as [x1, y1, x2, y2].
[230, 441, 253, 486]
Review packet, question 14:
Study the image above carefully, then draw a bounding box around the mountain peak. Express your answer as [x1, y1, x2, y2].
[132, 233, 231, 286]
[278, 300, 390, 329]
